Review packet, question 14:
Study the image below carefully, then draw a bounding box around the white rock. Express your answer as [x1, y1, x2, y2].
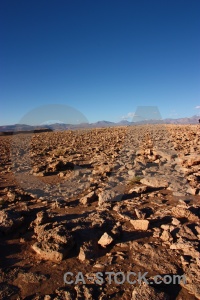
[98, 232, 113, 247]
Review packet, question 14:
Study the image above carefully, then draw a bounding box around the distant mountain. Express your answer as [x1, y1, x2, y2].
[89, 120, 116, 128]
[0, 124, 53, 135]
[0, 124, 33, 131]
[118, 120, 131, 125]
[0, 115, 199, 133]
[163, 115, 199, 124]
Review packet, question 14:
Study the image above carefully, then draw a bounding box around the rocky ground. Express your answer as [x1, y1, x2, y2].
[0, 124, 199, 300]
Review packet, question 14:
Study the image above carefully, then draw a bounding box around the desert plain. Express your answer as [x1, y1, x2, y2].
[0, 124, 200, 299]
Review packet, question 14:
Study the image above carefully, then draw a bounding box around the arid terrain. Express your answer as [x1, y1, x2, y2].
[0, 124, 199, 300]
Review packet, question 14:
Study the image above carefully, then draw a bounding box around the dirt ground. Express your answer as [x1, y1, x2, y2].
[0, 125, 199, 299]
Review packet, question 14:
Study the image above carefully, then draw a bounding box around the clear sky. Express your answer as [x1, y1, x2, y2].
[1, 0, 200, 125]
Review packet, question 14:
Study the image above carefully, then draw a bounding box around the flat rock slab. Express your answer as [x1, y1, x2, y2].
[130, 219, 149, 231]
[140, 176, 169, 188]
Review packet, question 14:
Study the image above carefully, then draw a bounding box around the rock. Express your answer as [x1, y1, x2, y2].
[131, 241, 178, 274]
[183, 154, 200, 167]
[153, 227, 161, 238]
[98, 190, 122, 206]
[129, 185, 148, 194]
[111, 222, 121, 238]
[34, 171, 45, 176]
[82, 285, 94, 300]
[78, 241, 96, 261]
[47, 160, 74, 173]
[160, 230, 172, 242]
[15, 271, 48, 284]
[128, 170, 136, 176]
[153, 149, 177, 161]
[170, 238, 199, 259]
[134, 208, 146, 219]
[173, 191, 186, 196]
[44, 296, 51, 300]
[74, 285, 93, 300]
[186, 186, 198, 195]
[195, 225, 200, 235]
[136, 149, 145, 156]
[132, 283, 169, 300]
[54, 287, 76, 300]
[145, 148, 153, 155]
[78, 247, 88, 261]
[0, 210, 24, 234]
[180, 262, 200, 299]
[79, 191, 97, 205]
[140, 176, 169, 188]
[161, 224, 170, 230]
[177, 225, 198, 241]
[32, 165, 46, 173]
[58, 172, 65, 177]
[93, 263, 104, 269]
[171, 218, 180, 226]
[178, 199, 188, 207]
[7, 191, 17, 202]
[0, 283, 20, 299]
[89, 211, 115, 229]
[98, 232, 113, 247]
[32, 223, 74, 262]
[32, 241, 73, 262]
[130, 219, 149, 231]
[171, 207, 199, 222]
[31, 211, 50, 227]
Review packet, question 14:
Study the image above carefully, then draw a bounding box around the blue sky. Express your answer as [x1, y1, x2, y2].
[1, 0, 200, 125]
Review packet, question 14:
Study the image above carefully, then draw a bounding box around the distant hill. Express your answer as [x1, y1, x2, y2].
[163, 115, 199, 124]
[0, 115, 199, 132]
[0, 124, 52, 135]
